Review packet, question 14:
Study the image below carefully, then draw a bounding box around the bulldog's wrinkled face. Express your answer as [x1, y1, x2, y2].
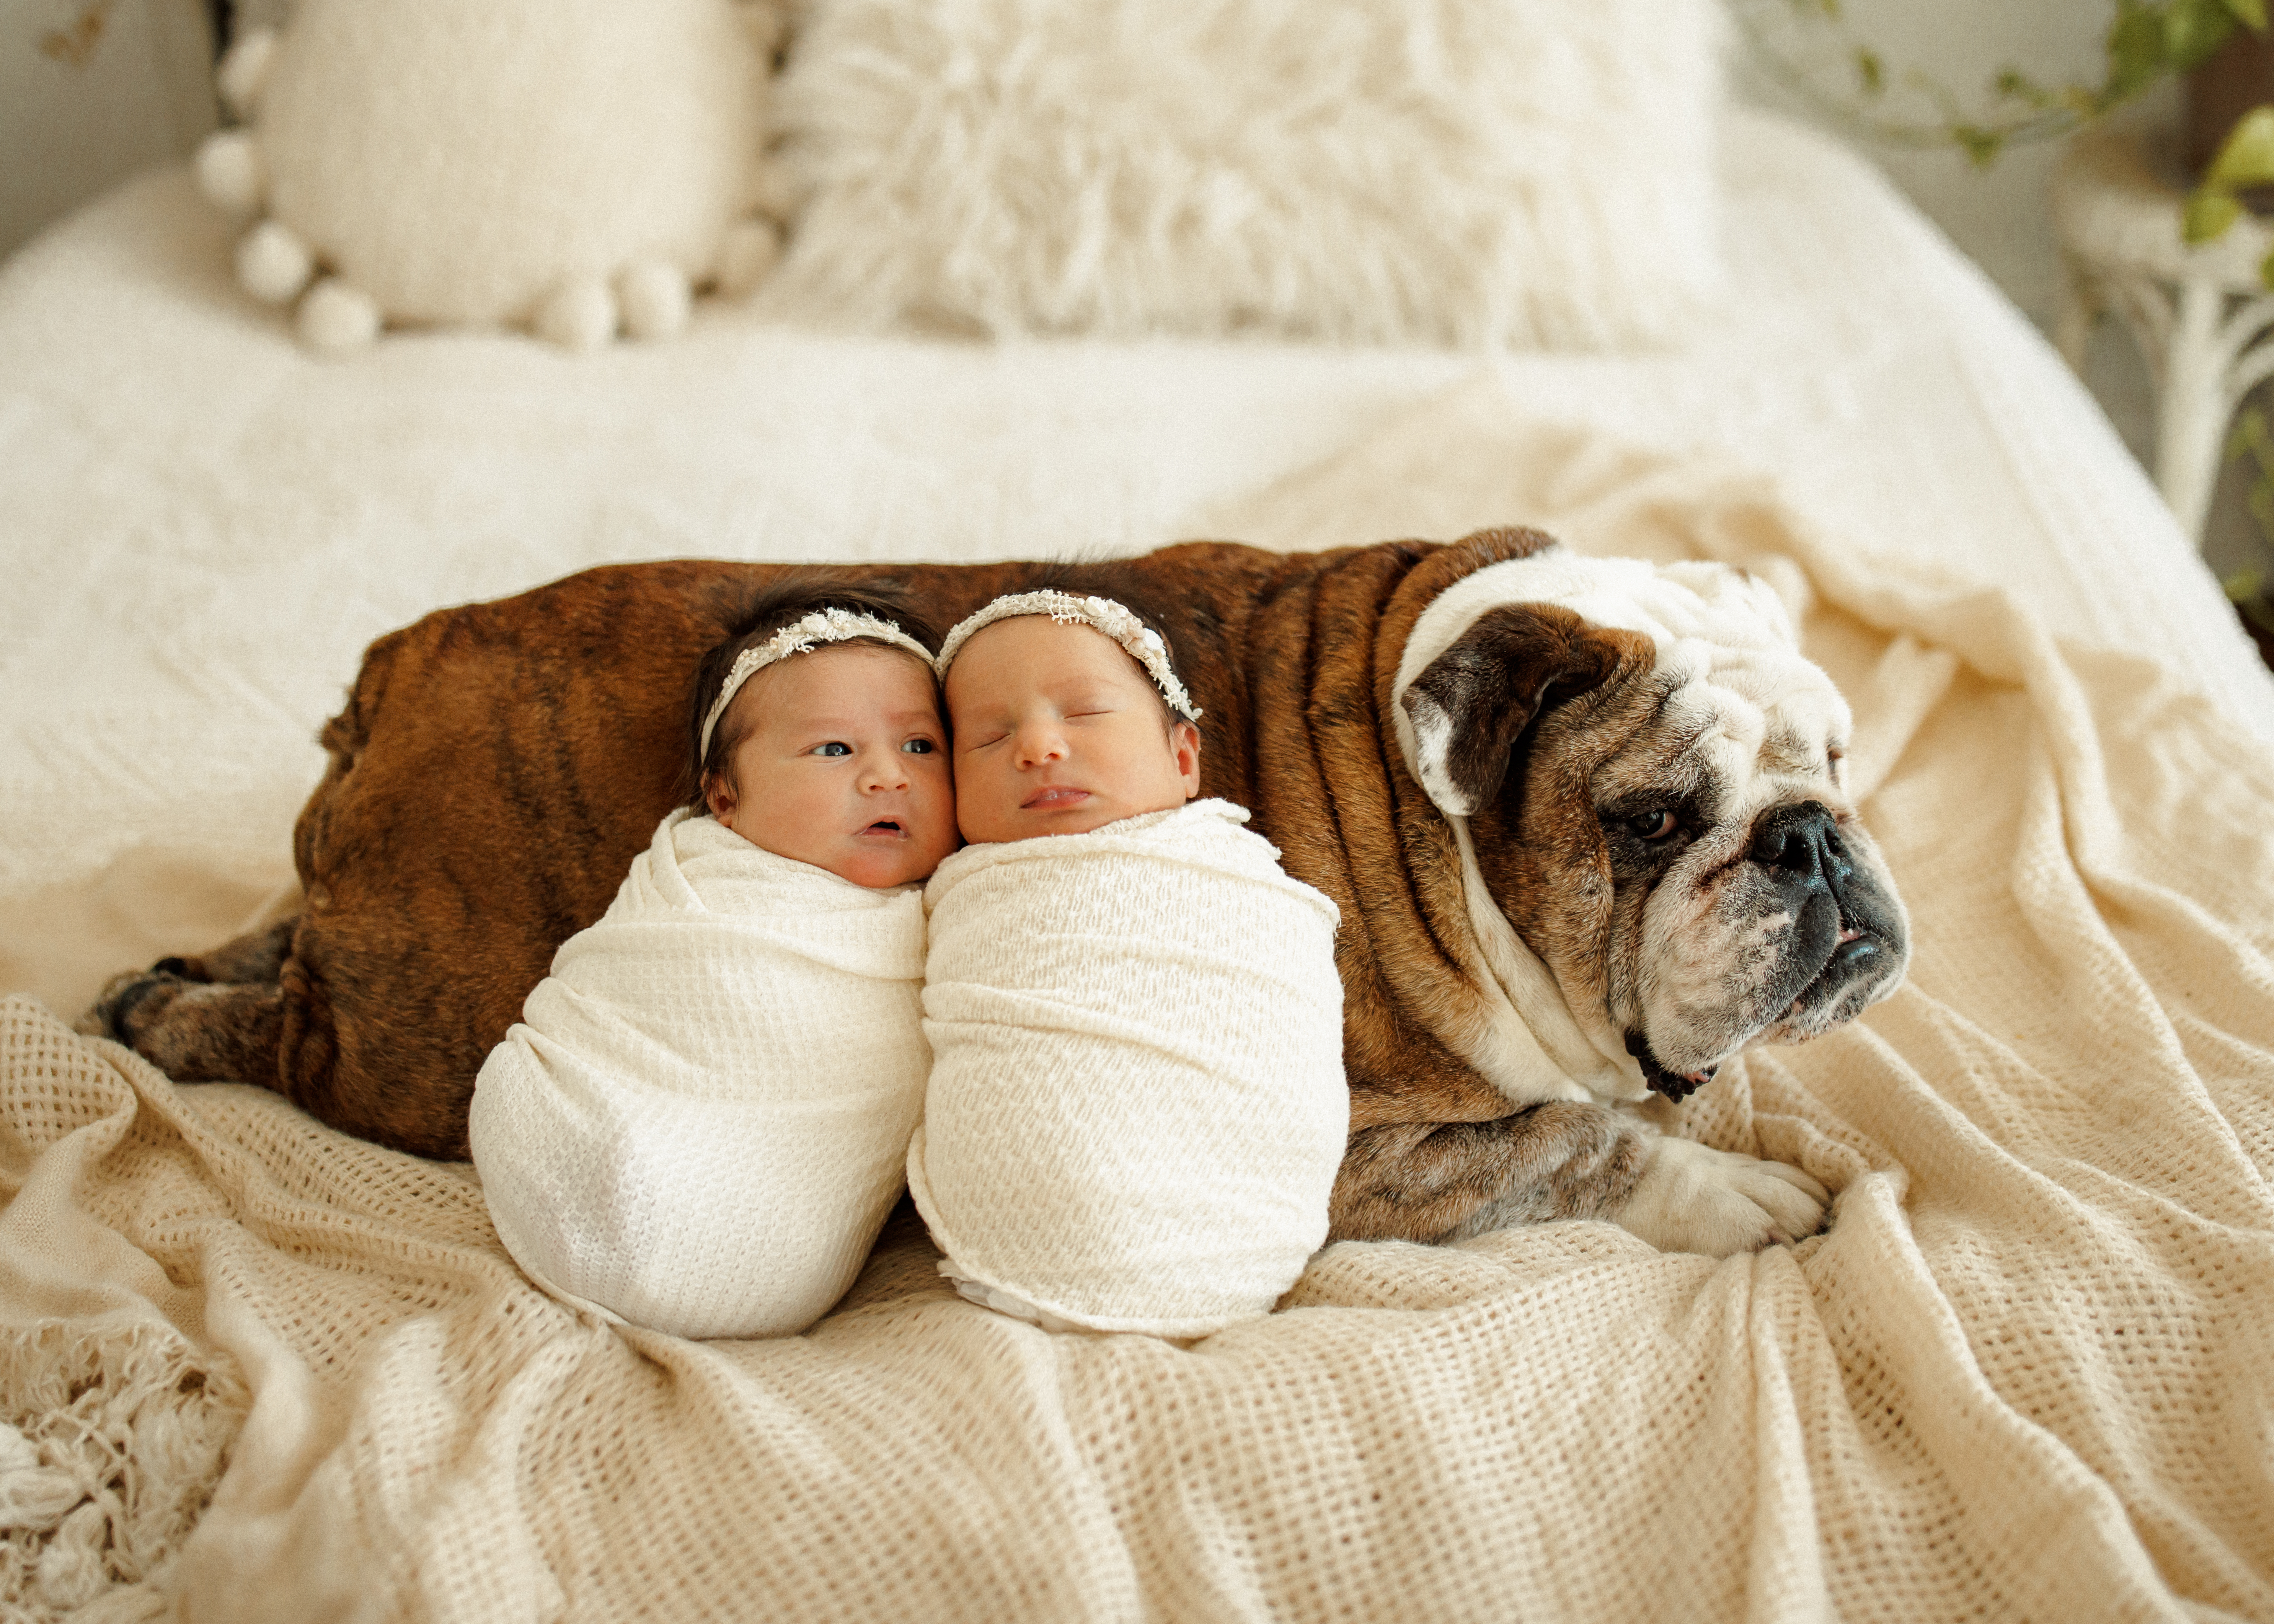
[1396, 551, 1910, 1101]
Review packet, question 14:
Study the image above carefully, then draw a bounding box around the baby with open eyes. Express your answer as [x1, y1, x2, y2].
[470, 585, 958, 1340]
[908, 591, 1349, 1337]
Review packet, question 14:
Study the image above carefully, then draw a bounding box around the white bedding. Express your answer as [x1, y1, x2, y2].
[3, 106, 2270, 1019]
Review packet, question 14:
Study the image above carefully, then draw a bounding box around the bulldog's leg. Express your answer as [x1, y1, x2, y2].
[86, 971, 285, 1087]
[1331, 1104, 1647, 1244]
[82, 921, 299, 1089]
[149, 918, 296, 985]
[1330, 1105, 1827, 1256]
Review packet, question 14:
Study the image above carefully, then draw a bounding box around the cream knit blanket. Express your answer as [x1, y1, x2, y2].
[907, 799, 1347, 1336]
[468, 809, 929, 1340]
[7, 399, 2274, 1622]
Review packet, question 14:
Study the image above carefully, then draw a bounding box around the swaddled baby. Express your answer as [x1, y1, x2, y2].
[469, 588, 958, 1339]
[907, 591, 1348, 1337]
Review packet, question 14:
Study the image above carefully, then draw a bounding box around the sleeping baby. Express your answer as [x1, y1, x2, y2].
[907, 590, 1349, 1337]
[469, 588, 957, 1340]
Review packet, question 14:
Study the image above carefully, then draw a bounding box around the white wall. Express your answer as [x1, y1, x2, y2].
[1737, 0, 2115, 330]
[1731, 0, 2274, 581]
[0, 0, 217, 261]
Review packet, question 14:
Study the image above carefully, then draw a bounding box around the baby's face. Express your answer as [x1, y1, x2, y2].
[945, 616, 1200, 845]
[707, 644, 958, 888]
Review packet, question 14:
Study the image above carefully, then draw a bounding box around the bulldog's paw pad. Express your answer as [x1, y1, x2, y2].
[1612, 1137, 1830, 1258]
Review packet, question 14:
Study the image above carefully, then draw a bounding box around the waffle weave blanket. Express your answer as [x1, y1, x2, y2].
[469, 809, 929, 1339]
[907, 799, 1347, 1336]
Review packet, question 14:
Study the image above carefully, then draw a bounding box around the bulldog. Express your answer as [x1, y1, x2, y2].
[94, 527, 1908, 1257]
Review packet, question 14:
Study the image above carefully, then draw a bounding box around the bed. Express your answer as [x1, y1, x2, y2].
[3, 17, 2273, 1620]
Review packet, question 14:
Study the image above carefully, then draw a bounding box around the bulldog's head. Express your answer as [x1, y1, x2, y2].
[1393, 546, 1909, 1104]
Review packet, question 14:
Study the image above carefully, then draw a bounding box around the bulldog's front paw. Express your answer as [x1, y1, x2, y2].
[78, 969, 189, 1045]
[1609, 1135, 1829, 1257]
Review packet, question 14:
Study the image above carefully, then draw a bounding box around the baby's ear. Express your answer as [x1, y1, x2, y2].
[702, 771, 737, 823]
[1172, 720, 1202, 799]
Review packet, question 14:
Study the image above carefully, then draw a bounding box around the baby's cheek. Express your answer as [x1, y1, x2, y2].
[923, 768, 959, 831]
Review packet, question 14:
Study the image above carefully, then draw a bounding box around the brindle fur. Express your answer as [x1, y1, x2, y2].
[96, 531, 1667, 1238]
[162, 919, 297, 984]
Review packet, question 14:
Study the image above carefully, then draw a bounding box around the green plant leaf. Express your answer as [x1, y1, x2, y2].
[2227, 404, 2269, 457]
[2186, 188, 2246, 241]
[1952, 124, 2004, 167]
[2261, 246, 2274, 287]
[2209, 105, 2274, 186]
[1855, 47, 1884, 96]
[2225, 567, 2266, 603]
[1995, 66, 2060, 110]
[2241, 577, 2274, 630]
[2168, 0, 2240, 69]
[2104, 2, 2170, 103]
[2225, 0, 2268, 31]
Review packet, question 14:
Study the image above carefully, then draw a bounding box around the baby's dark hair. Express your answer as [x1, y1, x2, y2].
[685, 579, 941, 812]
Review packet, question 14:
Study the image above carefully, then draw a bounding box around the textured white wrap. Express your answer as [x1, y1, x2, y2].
[907, 799, 1347, 1337]
[469, 809, 929, 1340]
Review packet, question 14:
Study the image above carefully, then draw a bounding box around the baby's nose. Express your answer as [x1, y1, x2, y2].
[862, 753, 911, 789]
[1014, 726, 1067, 766]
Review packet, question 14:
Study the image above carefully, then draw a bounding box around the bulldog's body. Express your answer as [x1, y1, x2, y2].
[99, 528, 1907, 1257]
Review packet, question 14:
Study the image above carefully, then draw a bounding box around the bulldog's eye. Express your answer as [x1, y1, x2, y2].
[1626, 810, 1680, 841]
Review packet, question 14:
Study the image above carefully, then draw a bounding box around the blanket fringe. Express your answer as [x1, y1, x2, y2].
[0, 1319, 249, 1621]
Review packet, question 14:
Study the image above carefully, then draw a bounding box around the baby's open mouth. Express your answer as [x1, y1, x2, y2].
[859, 819, 905, 838]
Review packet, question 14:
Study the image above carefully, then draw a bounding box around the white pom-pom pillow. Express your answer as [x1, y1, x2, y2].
[758, 0, 1726, 349]
[194, 0, 782, 353]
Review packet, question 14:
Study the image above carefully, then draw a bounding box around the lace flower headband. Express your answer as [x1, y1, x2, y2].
[698, 608, 935, 758]
[933, 591, 1202, 722]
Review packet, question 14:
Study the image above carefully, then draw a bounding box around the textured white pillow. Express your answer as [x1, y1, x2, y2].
[760, 0, 1726, 348]
[192, 0, 781, 352]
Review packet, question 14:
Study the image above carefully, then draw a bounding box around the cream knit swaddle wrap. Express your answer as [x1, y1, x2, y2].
[908, 799, 1347, 1337]
[470, 808, 928, 1340]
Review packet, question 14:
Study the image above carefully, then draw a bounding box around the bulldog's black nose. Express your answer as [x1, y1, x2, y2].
[1749, 802, 1853, 890]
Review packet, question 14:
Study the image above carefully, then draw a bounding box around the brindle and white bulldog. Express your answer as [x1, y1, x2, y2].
[1370, 548, 1907, 1254]
[92, 527, 1907, 1258]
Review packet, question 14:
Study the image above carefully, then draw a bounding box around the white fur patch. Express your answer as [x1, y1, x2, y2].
[1402, 691, 1474, 818]
[1609, 1133, 1830, 1257]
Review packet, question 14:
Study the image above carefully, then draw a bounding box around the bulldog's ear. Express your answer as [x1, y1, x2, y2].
[1401, 604, 1641, 817]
